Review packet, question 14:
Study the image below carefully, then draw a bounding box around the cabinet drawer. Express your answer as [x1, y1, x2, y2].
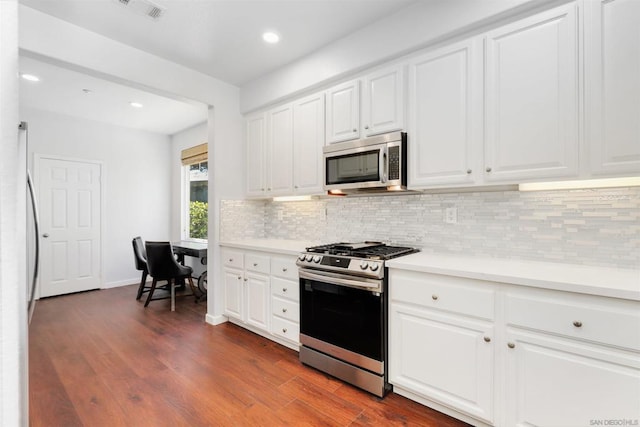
[272, 316, 300, 344]
[272, 296, 299, 323]
[222, 249, 244, 269]
[390, 270, 495, 320]
[245, 253, 270, 274]
[271, 256, 298, 281]
[271, 277, 299, 302]
[506, 292, 640, 351]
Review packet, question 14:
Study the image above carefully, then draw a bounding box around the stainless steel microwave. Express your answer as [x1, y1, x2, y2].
[323, 131, 407, 194]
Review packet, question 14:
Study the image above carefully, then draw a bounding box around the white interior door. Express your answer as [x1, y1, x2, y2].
[37, 156, 102, 297]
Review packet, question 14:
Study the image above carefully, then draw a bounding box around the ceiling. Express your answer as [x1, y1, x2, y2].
[19, 0, 416, 135]
[20, 0, 417, 87]
[19, 56, 208, 135]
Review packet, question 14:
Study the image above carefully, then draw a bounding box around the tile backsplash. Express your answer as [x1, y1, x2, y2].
[220, 187, 640, 269]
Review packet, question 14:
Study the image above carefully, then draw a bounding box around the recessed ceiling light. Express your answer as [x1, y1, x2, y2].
[130, 102, 143, 108]
[20, 73, 40, 82]
[82, 89, 93, 94]
[262, 31, 280, 44]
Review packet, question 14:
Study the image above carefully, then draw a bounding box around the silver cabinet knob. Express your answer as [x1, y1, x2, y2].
[282, 268, 287, 272]
[243, 278, 248, 282]
[282, 308, 287, 313]
[42, 233, 50, 238]
[364, 125, 369, 130]
[267, 187, 271, 191]
[282, 328, 287, 333]
[507, 342, 515, 349]
[237, 276, 241, 280]
[486, 167, 492, 172]
[484, 336, 491, 343]
[261, 188, 265, 191]
[573, 321, 582, 328]
[352, 128, 357, 132]
[466, 169, 472, 174]
[282, 288, 287, 292]
[253, 263, 258, 267]
[294, 185, 298, 189]
[229, 258, 233, 262]
[431, 295, 438, 300]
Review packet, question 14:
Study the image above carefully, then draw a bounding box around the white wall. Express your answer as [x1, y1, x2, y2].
[21, 107, 173, 288]
[240, 0, 568, 112]
[0, 1, 27, 424]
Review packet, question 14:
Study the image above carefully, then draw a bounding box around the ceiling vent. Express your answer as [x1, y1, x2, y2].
[113, 0, 166, 21]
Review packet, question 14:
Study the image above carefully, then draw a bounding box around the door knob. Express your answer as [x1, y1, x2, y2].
[42, 233, 49, 238]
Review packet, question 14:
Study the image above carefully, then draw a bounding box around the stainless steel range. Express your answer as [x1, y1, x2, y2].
[296, 242, 418, 397]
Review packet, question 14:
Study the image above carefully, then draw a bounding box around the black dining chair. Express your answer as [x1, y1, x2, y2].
[144, 241, 196, 311]
[132, 236, 150, 300]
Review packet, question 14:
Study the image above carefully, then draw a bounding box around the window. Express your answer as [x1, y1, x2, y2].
[182, 143, 208, 241]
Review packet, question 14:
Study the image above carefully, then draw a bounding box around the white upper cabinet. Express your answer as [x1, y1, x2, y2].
[408, 39, 482, 188]
[267, 104, 294, 195]
[362, 64, 405, 137]
[325, 79, 360, 144]
[293, 92, 325, 194]
[245, 112, 267, 197]
[585, 0, 640, 176]
[484, 3, 579, 183]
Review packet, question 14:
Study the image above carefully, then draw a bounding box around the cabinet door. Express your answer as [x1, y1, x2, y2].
[293, 92, 325, 194]
[223, 267, 243, 320]
[505, 328, 640, 426]
[485, 4, 579, 182]
[586, 0, 640, 175]
[245, 272, 270, 331]
[246, 113, 267, 197]
[267, 104, 294, 195]
[326, 79, 360, 144]
[408, 39, 481, 188]
[362, 64, 405, 136]
[389, 303, 494, 423]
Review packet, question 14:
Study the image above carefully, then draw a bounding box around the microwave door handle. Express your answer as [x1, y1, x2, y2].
[381, 147, 388, 183]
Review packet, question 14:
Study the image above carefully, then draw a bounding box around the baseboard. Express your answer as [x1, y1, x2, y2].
[205, 313, 228, 325]
[103, 277, 149, 289]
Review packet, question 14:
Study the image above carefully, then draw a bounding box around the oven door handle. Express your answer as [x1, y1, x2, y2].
[299, 269, 382, 292]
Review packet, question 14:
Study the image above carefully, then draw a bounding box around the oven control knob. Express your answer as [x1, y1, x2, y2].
[360, 261, 369, 270]
[313, 255, 321, 263]
[298, 254, 306, 261]
[369, 263, 380, 272]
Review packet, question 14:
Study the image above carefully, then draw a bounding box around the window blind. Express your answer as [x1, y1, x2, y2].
[181, 143, 208, 165]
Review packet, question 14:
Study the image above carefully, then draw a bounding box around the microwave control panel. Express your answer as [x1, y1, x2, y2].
[388, 146, 400, 181]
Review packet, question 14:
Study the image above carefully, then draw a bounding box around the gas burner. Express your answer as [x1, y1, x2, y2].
[305, 242, 417, 260]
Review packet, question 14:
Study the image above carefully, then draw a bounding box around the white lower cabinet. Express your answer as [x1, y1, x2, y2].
[222, 249, 270, 333]
[504, 287, 640, 426]
[504, 328, 640, 427]
[389, 270, 495, 424]
[389, 268, 640, 427]
[221, 247, 300, 350]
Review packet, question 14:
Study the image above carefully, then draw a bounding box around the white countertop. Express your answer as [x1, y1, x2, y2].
[219, 239, 319, 256]
[387, 252, 640, 301]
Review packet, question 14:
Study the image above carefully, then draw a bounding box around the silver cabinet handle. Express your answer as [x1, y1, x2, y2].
[243, 278, 248, 282]
[507, 342, 515, 349]
[282, 328, 287, 333]
[261, 188, 265, 191]
[42, 233, 49, 238]
[282, 268, 287, 272]
[486, 167, 492, 172]
[364, 125, 369, 130]
[237, 276, 241, 280]
[573, 321, 582, 328]
[268, 187, 271, 191]
[282, 308, 287, 313]
[229, 258, 233, 262]
[484, 337, 491, 343]
[253, 263, 258, 267]
[282, 288, 287, 292]
[467, 169, 472, 174]
[431, 295, 438, 300]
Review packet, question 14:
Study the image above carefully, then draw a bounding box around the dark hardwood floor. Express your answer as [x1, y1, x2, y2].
[29, 284, 470, 426]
